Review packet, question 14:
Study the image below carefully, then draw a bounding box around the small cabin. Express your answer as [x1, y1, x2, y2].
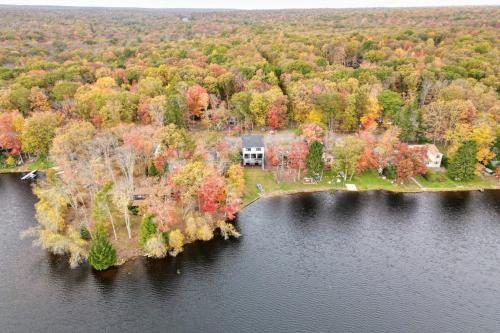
[410, 144, 443, 168]
[242, 135, 265, 168]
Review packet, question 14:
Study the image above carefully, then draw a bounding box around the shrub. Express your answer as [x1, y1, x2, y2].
[128, 205, 139, 216]
[144, 234, 167, 258]
[161, 231, 169, 244]
[168, 229, 185, 256]
[383, 164, 396, 179]
[5, 155, 16, 168]
[423, 171, 446, 183]
[88, 224, 117, 271]
[139, 215, 157, 247]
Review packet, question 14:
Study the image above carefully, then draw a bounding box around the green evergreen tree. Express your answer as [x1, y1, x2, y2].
[306, 141, 324, 179]
[139, 215, 157, 247]
[447, 141, 477, 181]
[80, 224, 91, 240]
[88, 224, 117, 271]
[147, 160, 159, 177]
[394, 105, 420, 142]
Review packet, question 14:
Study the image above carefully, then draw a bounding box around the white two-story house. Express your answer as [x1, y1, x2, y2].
[242, 135, 265, 169]
[409, 144, 443, 168]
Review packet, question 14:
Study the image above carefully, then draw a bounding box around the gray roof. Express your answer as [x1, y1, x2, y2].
[242, 135, 264, 148]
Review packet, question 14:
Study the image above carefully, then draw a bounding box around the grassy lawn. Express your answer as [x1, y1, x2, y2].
[243, 168, 339, 205]
[416, 174, 499, 190]
[244, 168, 500, 205]
[416, 175, 456, 189]
[243, 168, 280, 204]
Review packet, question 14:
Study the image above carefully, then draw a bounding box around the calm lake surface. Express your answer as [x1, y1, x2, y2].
[1, 173, 500, 332]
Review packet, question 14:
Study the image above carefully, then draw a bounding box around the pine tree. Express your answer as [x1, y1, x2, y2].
[447, 141, 477, 181]
[139, 215, 157, 247]
[306, 140, 324, 179]
[80, 224, 91, 240]
[147, 160, 159, 177]
[88, 224, 117, 270]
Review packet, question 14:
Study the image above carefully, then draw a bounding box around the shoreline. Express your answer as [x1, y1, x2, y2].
[118, 185, 500, 266]
[2, 171, 498, 268]
[241, 184, 500, 209]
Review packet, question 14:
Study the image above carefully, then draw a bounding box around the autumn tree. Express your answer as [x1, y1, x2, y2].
[170, 160, 207, 210]
[168, 229, 185, 256]
[226, 164, 245, 199]
[156, 123, 193, 158]
[0, 111, 23, 156]
[333, 135, 365, 181]
[123, 125, 155, 171]
[112, 179, 133, 239]
[50, 121, 96, 161]
[186, 84, 209, 119]
[93, 181, 118, 240]
[356, 131, 378, 173]
[266, 96, 288, 129]
[24, 175, 87, 268]
[289, 141, 309, 181]
[21, 111, 62, 156]
[198, 175, 226, 214]
[315, 91, 343, 132]
[394, 144, 427, 181]
[29, 87, 52, 113]
[423, 100, 476, 144]
[137, 77, 163, 97]
[230, 91, 252, 127]
[375, 127, 400, 173]
[301, 123, 324, 144]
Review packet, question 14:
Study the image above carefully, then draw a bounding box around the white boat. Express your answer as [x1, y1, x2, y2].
[21, 170, 37, 180]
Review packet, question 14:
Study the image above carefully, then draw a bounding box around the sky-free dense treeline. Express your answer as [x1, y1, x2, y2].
[1, 6, 499, 269]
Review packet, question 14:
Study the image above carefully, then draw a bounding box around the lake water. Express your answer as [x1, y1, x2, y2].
[1, 173, 500, 332]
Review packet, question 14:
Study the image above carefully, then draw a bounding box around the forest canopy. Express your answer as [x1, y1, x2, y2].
[2, 5, 499, 269]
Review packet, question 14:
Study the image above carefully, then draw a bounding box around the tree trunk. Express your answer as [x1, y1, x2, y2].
[124, 209, 132, 239]
[106, 205, 118, 240]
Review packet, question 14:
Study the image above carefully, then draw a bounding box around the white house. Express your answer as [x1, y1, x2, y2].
[242, 135, 265, 168]
[410, 144, 443, 168]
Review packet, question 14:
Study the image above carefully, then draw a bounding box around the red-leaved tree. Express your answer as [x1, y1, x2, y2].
[266, 96, 288, 129]
[301, 123, 324, 144]
[356, 131, 377, 173]
[186, 85, 209, 119]
[0, 111, 23, 156]
[198, 175, 226, 214]
[394, 143, 428, 181]
[289, 141, 309, 181]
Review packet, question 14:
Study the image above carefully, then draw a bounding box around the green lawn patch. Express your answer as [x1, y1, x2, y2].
[0, 156, 54, 173]
[243, 168, 499, 206]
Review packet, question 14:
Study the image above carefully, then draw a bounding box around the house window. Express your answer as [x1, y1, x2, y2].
[256, 147, 262, 151]
[257, 154, 263, 158]
[244, 154, 249, 158]
[251, 154, 256, 158]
